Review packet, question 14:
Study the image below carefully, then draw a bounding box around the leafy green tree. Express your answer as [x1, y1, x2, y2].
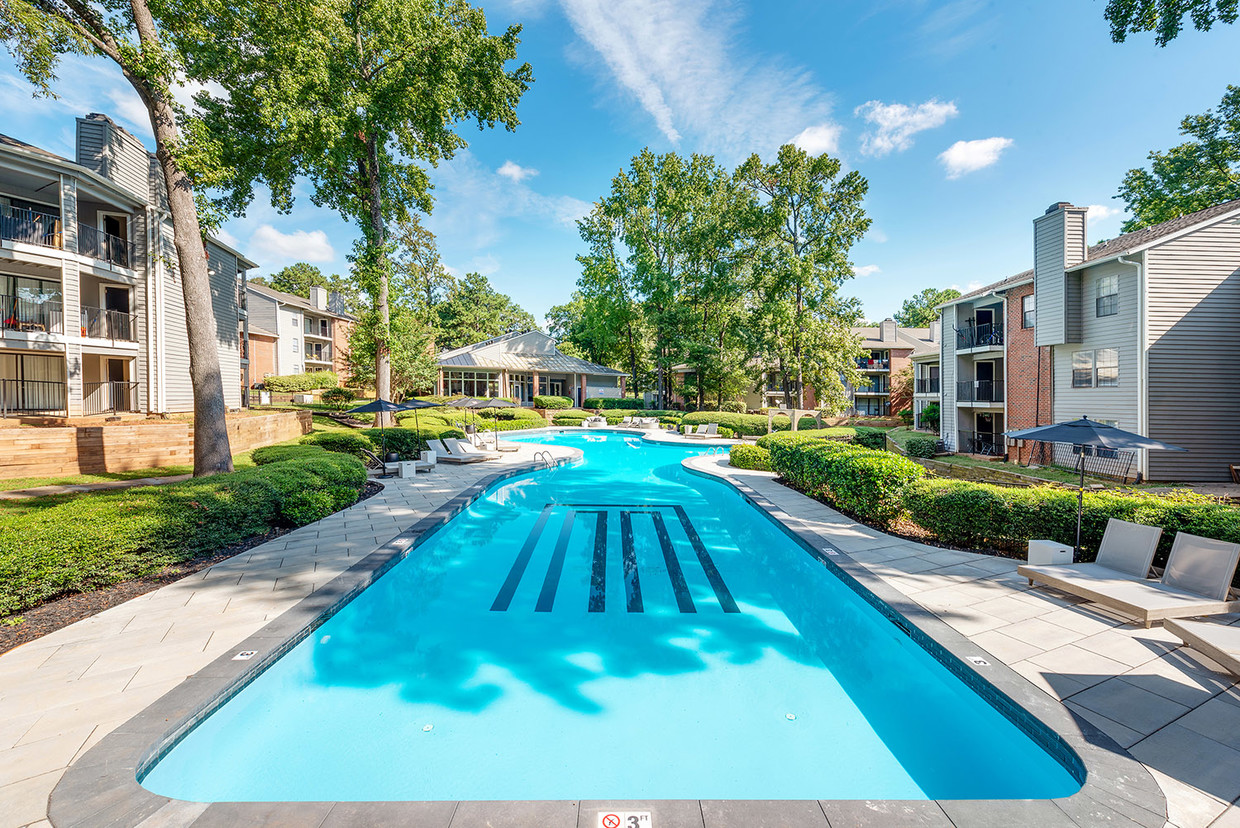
[347, 307, 438, 400]
[392, 214, 453, 327]
[184, 0, 531, 421]
[1116, 86, 1240, 231]
[434, 272, 538, 352]
[2, 0, 237, 475]
[894, 287, 962, 327]
[1103, 0, 1236, 45]
[738, 145, 869, 412]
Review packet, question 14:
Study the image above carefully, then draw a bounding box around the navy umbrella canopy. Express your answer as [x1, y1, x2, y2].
[346, 398, 404, 458]
[395, 398, 443, 445]
[1005, 417, 1187, 553]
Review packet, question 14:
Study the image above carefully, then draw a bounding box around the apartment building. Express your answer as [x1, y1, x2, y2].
[242, 283, 354, 390]
[935, 200, 1240, 482]
[0, 114, 252, 419]
[846, 319, 936, 417]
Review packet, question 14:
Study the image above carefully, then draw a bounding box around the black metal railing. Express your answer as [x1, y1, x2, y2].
[956, 321, 1004, 350]
[83, 380, 138, 415]
[77, 222, 135, 268]
[956, 379, 1005, 403]
[1, 294, 64, 334]
[1016, 440, 1138, 483]
[81, 306, 137, 341]
[0, 206, 62, 248]
[857, 357, 890, 370]
[916, 378, 941, 394]
[0, 379, 67, 417]
[854, 382, 889, 394]
[957, 429, 1004, 456]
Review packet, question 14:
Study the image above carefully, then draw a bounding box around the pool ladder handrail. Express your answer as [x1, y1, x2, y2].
[533, 450, 555, 469]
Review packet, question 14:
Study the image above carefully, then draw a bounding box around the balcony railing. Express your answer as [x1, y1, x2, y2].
[856, 357, 890, 371]
[0, 206, 62, 248]
[956, 321, 1004, 350]
[81, 306, 137, 341]
[956, 429, 1004, 456]
[0, 378, 67, 417]
[956, 379, 1005, 403]
[77, 222, 135, 268]
[1, 294, 64, 334]
[84, 380, 138, 415]
[854, 383, 889, 395]
[916, 378, 941, 394]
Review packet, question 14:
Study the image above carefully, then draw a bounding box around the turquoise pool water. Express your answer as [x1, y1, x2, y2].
[140, 431, 1081, 802]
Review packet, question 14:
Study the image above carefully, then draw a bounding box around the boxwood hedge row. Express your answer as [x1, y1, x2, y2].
[728, 444, 772, 472]
[766, 438, 925, 527]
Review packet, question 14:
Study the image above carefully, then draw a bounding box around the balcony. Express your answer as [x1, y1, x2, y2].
[77, 222, 135, 269]
[81, 306, 137, 342]
[856, 357, 890, 371]
[0, 378, 67, 417]
[84, 380, 138, 415]
[956, 321, 1004, 351]
[854, 383, 889, 395]
[956, 429, 1004, 456]
[2, 294, 64, 334]
[0, 206, 62, 249]
[915, 378, 941, 394]
[956, 379, 1005, 404]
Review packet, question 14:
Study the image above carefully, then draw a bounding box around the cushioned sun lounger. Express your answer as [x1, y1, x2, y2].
[429, 439, 487, 464]
[1019, 526, 1240, 627]
[446, 437, 500, 460]
[1165, 619, 1240, 677]
[685, 423, 718, 439]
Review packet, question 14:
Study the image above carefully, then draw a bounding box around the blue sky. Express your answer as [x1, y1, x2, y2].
[3, 0, 1238, 324]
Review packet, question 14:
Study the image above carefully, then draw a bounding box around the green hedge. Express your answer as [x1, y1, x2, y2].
[729, 444, 771, 471]
[682, 411, 785, 437]
[300, 431, 374, 457]
[263, 371, 339, 392]
[906, 436, 938, 458]
[756, 427, 856, 448]
[534, 395, 574, 409]
[767, 439, 925, 527]
[0, 453, 367, 616]
[853, 427, 888, 450]
[585, 397, 644, 410]
[553, 412, 590, 426]
[251, 444, 328, 465]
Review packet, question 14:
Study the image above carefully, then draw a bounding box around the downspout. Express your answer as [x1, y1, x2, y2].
[1119, 253, 1147, 480]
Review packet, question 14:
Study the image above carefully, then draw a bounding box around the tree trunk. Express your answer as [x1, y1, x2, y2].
[365, 135, 392, 425]
[130, 0, 232, 476]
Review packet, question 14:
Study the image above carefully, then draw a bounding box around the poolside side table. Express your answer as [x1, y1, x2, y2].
[1027, 539, 1073, 565]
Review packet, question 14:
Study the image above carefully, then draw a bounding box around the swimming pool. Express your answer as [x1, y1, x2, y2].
[140, 430, 1082, 802]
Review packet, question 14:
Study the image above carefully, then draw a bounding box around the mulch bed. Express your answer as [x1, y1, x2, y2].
[0, 480, 384, 655]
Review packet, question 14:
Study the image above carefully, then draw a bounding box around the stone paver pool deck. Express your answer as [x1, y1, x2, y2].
[1, 432, 1238, 826]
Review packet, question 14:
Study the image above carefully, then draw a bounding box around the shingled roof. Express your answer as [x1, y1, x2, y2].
[1071, 198, 1240, 269]
[437, 330, 626, 376]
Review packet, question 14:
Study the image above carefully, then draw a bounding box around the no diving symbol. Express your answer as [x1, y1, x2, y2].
[597, 812, 651, 828]
[602, 816, 621, 828]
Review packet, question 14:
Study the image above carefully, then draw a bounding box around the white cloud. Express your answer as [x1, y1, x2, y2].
[105, 88, 151, 136]
[560, 0, 838, 159]
[854, 99, 958, 156]
[938, 137, 1013, 179]
[917, 0, 997, 59]
[1087, 204, 1121, 225]
[868, 228, 889, 243]
[247, 225, 335, 264]
[497, 160, 539, 183]
[791, 124, 842, 157]
[212, 227, 242, 249]
[853, 264, 881, 277]
[445, 254, 501, 278]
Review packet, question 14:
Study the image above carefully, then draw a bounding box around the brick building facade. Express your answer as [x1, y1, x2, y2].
[1003, 282, 1053, 464]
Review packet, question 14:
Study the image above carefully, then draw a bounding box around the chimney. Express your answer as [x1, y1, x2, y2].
[75, 113, 150, 203]
[1033, 201, 1089, 347]
[929, 319, 940, 343]
[310, 286, 328, 310]
[880, 318, 897, 343]
[328, 290, 345, 315]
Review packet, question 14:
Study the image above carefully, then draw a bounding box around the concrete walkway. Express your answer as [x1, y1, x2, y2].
[686, 455, 1240, 828]
[0, 475, 193, 501]
[0, 442, 575, 828]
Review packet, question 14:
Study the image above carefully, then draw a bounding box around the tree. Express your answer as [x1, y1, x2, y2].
[392, 214, 453, 327]
[1116, 86, 1240, 231]
[252, 262, 360, 312]
[346, 307, 437, 400]
[434, 272, 537, 352]
[185, 0, 531, 421]
[894, 287, 961, 327]
[738, 144, 870, 412]
[3, 0, 236, 475]
[1103, 0, 1236, 45]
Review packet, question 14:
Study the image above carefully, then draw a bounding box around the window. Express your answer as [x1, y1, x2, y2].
[292, 339, 299, 353]
[1096, 274, 1118, 317]
[1022, 294, 1035, 328]
[444, 370, 499, 398]
[1072, 351, 1093, 387]
[1095, 348, 1119, 386]
[304, 317, 312, 334]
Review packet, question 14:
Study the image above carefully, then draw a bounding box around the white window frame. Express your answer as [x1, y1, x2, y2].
[1095, 348, 1119, 387]
[1072, 350, 1093, 388]
[1096, 275, 1119, 317]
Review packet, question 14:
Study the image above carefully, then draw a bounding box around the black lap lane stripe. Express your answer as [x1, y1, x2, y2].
[673, 505, 739, 613]
[586, 511, 608, 613]
[536, 511, 575, 612]
[619, 511, 644, 613]
[490, 505, 553, 612]
[651, 512, 695, 613]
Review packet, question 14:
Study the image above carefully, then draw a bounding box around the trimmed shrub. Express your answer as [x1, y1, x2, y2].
[729, 444, 771, 471]
[585, 397, 644, 410]
[263, 371, 339, 392]
[252, 444, 327, 465]
[906, 436, 938, 458]
[717, 426, 735, 439]
[720, 400, 746, 413]
[300, 430, 374, 457]
[553, 412, 590, 426]
[321, 387, 357, 410]
[767, 439, 925, 527]
[853, 427, 888, 450]
[756, 427, 855, 449]
[682, 411, 796, 437]
[534, 395, 574, 409]
[361, 428, 423, 459]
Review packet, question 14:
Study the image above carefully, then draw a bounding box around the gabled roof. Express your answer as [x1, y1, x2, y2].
[1069, 198, 1240, 270]
[437, 330, 626, 376]
[854, 323, 934, 351]
[246, 282, 355, 321]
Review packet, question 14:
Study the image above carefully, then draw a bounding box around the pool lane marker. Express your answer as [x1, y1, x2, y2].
[671, 505, 739, 613]
[618, 511, 645, 612]
[536, 511, 576, 612]
[585, 511, 608, 613]
[650, 512, 695, 613]
[491, 505, 553, 612]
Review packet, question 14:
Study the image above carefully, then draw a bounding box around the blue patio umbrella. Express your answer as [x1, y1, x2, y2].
[346, 398, 404, 459]
[1005, 417, 1186, 553]
[395, 398, 443, 448]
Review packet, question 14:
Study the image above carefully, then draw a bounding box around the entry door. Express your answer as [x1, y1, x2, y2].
[106, 358, 130, 411]
[975, 308, 994, 327]
[103, 287, 130, 339]
[975, 361, 994, 401]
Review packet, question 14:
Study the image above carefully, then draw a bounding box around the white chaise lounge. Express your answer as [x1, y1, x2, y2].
[1019, 522, 1240, 627]
[1165, 619, 1240, 677]
[685, 423, 718, 440]
[429, 439, 488, 464]
[446, 437, 500, 461]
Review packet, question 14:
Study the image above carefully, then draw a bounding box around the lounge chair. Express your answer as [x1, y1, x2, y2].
[445, 437, 500, 461]
[1019, 526, 1240, 627]
[360, 448, 400, 478]
[428, 439, 488, 464]
[685, 423, 718, 440]
[1165, 619, 1240, 677]
[620, 415, 633, 425]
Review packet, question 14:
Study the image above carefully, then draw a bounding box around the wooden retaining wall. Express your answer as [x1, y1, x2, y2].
[0, 411, 313, 479]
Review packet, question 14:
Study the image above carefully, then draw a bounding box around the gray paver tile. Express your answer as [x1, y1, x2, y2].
[969, 629, 1049, 664]
[1208, 803, 1240, 827]
[0, 769, 62, 828]
[1178, 696, 1240, 752]
[1000, 617, 1087, 651]
[1072, 678, 1192, 736]
[818, 800, 951, 826]
[450, 800, 578, 828]
[1131, 725, 1240, 805]
[321, 801, 457, 828]
[700, 800, 827, 827]
[1026, 643, 1131, 689]
[1010, 660, 1090, 701]
[1065, 700, 1147, 748]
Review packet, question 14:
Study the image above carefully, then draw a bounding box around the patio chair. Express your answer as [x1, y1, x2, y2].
[620, 415, 633, 425]
[359, 447, 400, 478]
[1165, 619, 1240, 678]
[428, 439, 488, 464]
[683, 424, 706, 439]
[445, 437, 500, 461]
[1019, 527, 1240, 627]
[685, 423, 718, 440]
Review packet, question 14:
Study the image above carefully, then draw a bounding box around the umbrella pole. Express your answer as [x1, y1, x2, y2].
[1076, 452, 1085, 557]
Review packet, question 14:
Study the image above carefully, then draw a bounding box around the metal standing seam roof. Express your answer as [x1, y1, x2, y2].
[436, 330, 626, 375]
